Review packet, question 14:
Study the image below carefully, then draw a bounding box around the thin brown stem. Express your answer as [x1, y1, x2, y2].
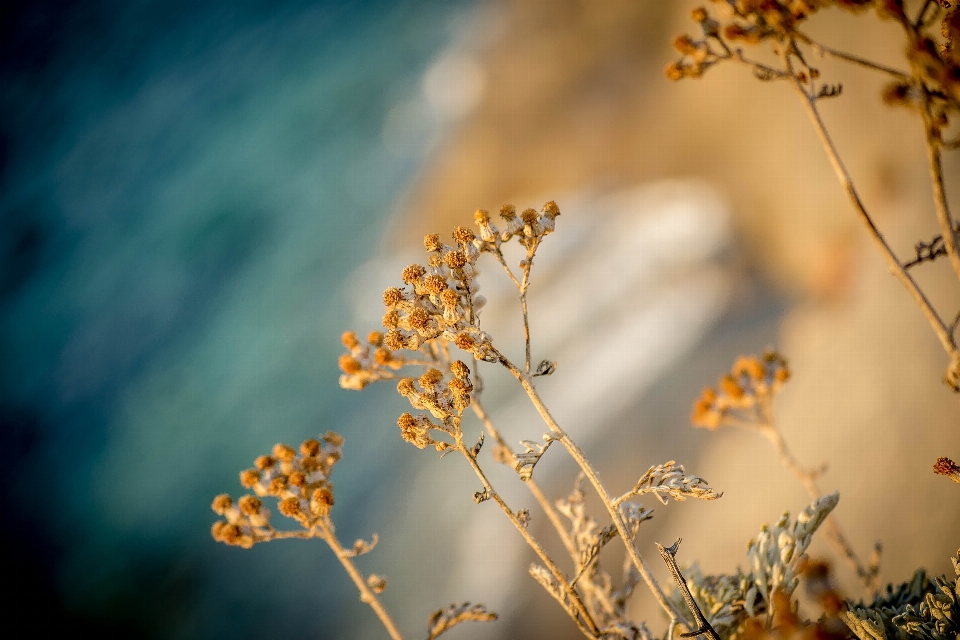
[457, 443, 601, 639]
[758, 424, 877, 592]
[492, 349, 687, 628]
[794, 32, 910, 80]
[783, 47, 958, 363]
[315, 519, 406, 640]
[920, 101, 960, 285]
[914, 0, 937, 29]
[469, 398, 580, 563]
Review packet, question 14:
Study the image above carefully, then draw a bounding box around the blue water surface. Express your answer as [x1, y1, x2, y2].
[0, 1, 471, 637]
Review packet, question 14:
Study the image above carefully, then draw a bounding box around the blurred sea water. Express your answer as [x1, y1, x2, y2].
[0, 1, 478, 637]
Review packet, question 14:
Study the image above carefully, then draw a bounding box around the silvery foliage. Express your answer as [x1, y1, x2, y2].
[668, 493, 840, 636]
[620, 461, 723, 506]
[841, 550, 960, 640]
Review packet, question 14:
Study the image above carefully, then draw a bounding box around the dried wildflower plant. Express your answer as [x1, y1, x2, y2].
[209, 5, 960, 638]
[669, 0, 960, 391]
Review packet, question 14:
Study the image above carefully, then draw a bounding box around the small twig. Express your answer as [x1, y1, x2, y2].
[457, 440, 601, 638]
[492, 347, 688, 628]
[919, 96, 960, 285]
[904, 223, 960, 269]
[782, 43, 958, 371]
[470, 398, 580, 563]
[316, 519, 406, 640]
[656, 540, 721, 640]
[796, 32, 911, 80]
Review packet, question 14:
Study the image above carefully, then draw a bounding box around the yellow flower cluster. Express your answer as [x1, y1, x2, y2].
[211, 432, 344, 547]
[691, 351, 790, 429]
[338, 330, 405, 391]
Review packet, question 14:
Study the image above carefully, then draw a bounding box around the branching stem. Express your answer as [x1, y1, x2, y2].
[315, 519, 406, 640]
[470, 398, 580, 563]
[492, 349, 687, 628]
[782, 46, 958, 367]
[456, 440, 601, 638]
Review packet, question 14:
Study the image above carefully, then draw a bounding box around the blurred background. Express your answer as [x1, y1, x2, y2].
[1, 1, 957, 639]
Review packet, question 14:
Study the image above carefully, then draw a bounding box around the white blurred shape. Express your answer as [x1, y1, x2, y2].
[422, 52, 486, 120]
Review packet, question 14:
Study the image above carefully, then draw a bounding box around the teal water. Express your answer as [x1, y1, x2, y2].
[0, 1, 471, 636]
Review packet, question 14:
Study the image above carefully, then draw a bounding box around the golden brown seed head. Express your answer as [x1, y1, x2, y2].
[240, 468, 261, 488]
[341, 331, 360, 349]
[401, 264, 426, 283]
[216, 522, 242, 545]
[419, 368, 444, 388]
[440, 289, 459, 308]
[323, 431, 344, 447]
[211, 494, 232, 514]
[268, 476, 288, 495]
[374, 348, 392, 365]
[384, 328, 403, 349]
[383, 287, 404, 307]
[272, 443, 296, 462]
[934, 457, 959, 475]
[238, 495, 262, 515]
[691, 7, 707, 22]
[719, 375, 744, 400]
[278, 497, 301, 517]
[474, 209, 491, 225]
[367, 331, 383, 346]
[673, 34, 698, 55]
[445, 250, 467, 269]
[288, 471, 307, 487]
[454, 333, 476, 350]
[448, 378, 470, 396]
[424, 233, 443, 252]
[300, 439, 321, 457]
[311, 487, 334, 514]
[408, 306, 430, 330]
[499, 204, 517, 220]
[450, 360, 470, 379]
[665, 62, 684, 81]
[397, 378, 416, 396]
[338, 354, 362, 374]
[521, 208, 538, 224]
[423, 274, 447, 294]
[452, 226, 475, 244]
[542, 200, 560, 218]
[254, 455, 275, 470]
[382, 311, 401, 331]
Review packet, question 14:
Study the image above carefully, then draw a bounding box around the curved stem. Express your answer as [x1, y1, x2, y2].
[316, 519, 405, 640]
[457, 444, 601, 638]
[784, 49, 957, 363]
[920, 101, 960, 286]
[470, 398, 580, 563]
[493, 349, 687, 627]
[794, 31, 910, 80]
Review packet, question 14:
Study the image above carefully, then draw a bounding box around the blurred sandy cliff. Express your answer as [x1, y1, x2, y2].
[360, 0, 959, 636]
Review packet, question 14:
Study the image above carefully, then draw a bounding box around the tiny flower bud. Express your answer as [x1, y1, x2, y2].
[401, 264, 426, 283]
[254, 455, 275, 470]
[341, 331, 360, 349]
[240, 469, 261, 488]
[450, 360, 470, 379]
[272, 443, 296, 462]
[211, 494, 232, 514]
[383, 287, 404, 307]
[238, 495, 262, 515]
[278, 497, 302, 517]
[338, 354, 362, 374]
